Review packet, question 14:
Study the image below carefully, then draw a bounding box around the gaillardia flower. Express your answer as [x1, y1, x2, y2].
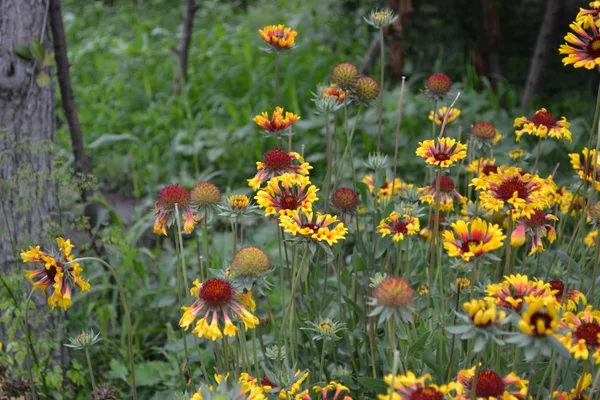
[253, 107, 300, 136]
[354, 76, 380, 103]
[231, 247, 271, 277]
[368, 276, 415, 323]
[548, 279, 586, 312]
[313, 84, 347, 113]
[517, 297, 560, 337]
[448, 298, 507, 353]
[255, 173, 318, 216]
[471, 122, 500, 142]
[22, 238, 90, 309]
[485, 274, 554, 312]
[466, 158, 498, 176]
[455, 367, 529, 400]
[514, 108, 572, 142]
[443, 218, 505, 262]
[154, 184, 200, 235]
[509, 149, 525, 161]
[463, 298, 506, 328]
[364, 8, 398, 28]
[191, 373, 266, 400]
[558, 305, 600, 363]
[378, 212, 420, 242]
[377, 372, 458, 400]
[191, 182, 221, 208]
[279, 210, 348, 246]
[330, 63, 358, 90]
[418, 175, 464, 211]
[576, 2, 600, 25]
[559, 15, 600, 69]
[248, 149, 312, 191]
[258, 24, 297, 51]
[179, 278, 259, 341]
[297, 381, 352, 400]
[510, 210, 557, 255]
[569, 147, 600, 190]
[428, 106, 461, 126]
[416, 137, 467, 168]
[425, 73, 452, 99]
[471, 166, 555, 220]
[552, 373, 592, 400]
[331, 187, 359, 215]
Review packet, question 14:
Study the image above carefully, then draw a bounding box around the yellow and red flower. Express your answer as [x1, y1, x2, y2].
[569, 147, 600, 190]
[369, 276, 415, 323]
[443, 218, 505, 262]
[558, 306, 600, 363]
[463, 298, 506, 328]
[471, 122, 501, 143]
[471, 166, 555, 220]
[428, 106, 461, 126]
[248, 149, 312, 191]
[517, 297, 560, 336]
[416, 137, 467, 168]
[547, 279, 587, 312]
[576, 2, 600, 25]
[22, 238, 90, 309]
[378, 212, 420, 242]
[154, 184, 201, 235]
[455, 367, 529, 399]
[560, 15, 600, 69]
[466, 158, 498, 176]
[296, 381, 352, 400]
[258, 24, 297, 50]
[179, 278, 259, 341]
[361, 175, 412, 203]
[255, 173, 318, 217]
[425, 73, 452, 98]
[514, 108, 572, 142]
[510, 210, 558, 255]
[552, 373, 592, 400]
[485, 274, 555, 312]
[253, 107, 300, 134]
[377, 371, 457, 400]
[279, 210, 348, 246]
[418, 175, 464, 212]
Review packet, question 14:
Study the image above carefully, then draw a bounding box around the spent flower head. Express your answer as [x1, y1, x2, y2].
[248, 148, 312, 191]
[353, 76, 380, 104]
[425, 73, 452, 100]
[154, 184, 201, 235]
[331, 63, 358, 90]
[368, 276, 415, 323]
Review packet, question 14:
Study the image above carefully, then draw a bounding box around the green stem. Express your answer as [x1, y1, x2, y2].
[324, 110, 332, 213]
[85, 347, 99, 400]
[174, 205, 190, 293]
[533, 137, 543, 173]
[392, 77, 407, 186]
[0, 194, 18, 270]
[334, 105, 363, 185]
[70, 257, 137, 399]
[23, 290, 38, 400]
[470, 353, 482, 400]
[319, 342, 327, 380]
[202, 218, 210, 277]
[524, 355, 538, 400]
[376, 27, 385, 153]
[251, 328, 260, 379]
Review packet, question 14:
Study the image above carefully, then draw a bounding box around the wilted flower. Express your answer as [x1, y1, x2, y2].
[425, 73, 452, 100]
[443, 218, 505, 262]
[509, 149, 525, 161]
[368, 276, 415, 323]
[354, 76, 380, 104]
[22, 238, 90, 309]
[416, 137, 467, 168]
[331, 187, 359, 215]
[154, 184, 200, 235]
[364, 8, 398, 28]
[466, 158, 498, 176]
[258, 24, 297, 52]
[471, 122, 498, 141]
[428, 106, 461, 126]
[179, 278, 259, 341]
[514, 108, 572, 142]
[231, 247, 271, 277]
[248, 149, 312, 191]
[330, 63, 358, 90]
[253, 107, 300, 137]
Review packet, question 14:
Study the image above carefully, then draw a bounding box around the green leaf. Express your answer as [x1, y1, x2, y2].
[36, 72, 51, 87]
[42, 52, 55, 67]
[445, 325, 472, 335]
[357, 377, 388, 392]
[107, 359, 128, 381]
[88, 133, 141, 149]
[351, 254, 366, 272]
[14, 45, 32, 60]
[29, 40, 45, 61]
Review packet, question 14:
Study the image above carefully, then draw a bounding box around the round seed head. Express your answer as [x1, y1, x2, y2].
[231, 246, 271, 276]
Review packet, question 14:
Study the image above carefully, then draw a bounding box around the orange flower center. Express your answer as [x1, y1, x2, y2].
[575, 322, 600, 345]
[495, 177, 529, 201]
[588, 38, 600, 58]
[531, 110, 557, 128]
[410, 387, 444, 400]
[280, 195, 299, 210]
[263, 149, 292, 171]
[475, 370, 505, 397]
[199, 278, 233, 306]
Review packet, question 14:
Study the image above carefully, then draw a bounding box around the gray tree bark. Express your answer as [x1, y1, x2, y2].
[0, 0, 56, 273]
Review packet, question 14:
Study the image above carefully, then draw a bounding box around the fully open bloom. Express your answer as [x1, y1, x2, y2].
[471, 166, 555, 220]
[518, 297, 560, 336]
[569, 147, 600, 190]
[485, 274, 555, 312]
[22, 238, 90, 309]
[558, 306, 600, 363]
[378, 212, 420, 242]
[443, 218, 505, 262]
[279, 210, 348, 246]
[248, 149, 312, 191]
[418, 175, 464, 211]
[377, 372, 457, 400]
[428, 106, 461, 126]
[179, 278, 259, 341]
[253, 107, 300, 135]
[552, 373, 592, 400]
[258, 24, 297, 51]
[416, 137, 467, 168]
[255, 173, 318, 216]
[154, 184, 200, 235]
[514, 108, 572, 142]
[455, 367, 528, 399]
[559, 15, 600, 69]
[510, 210, 558, 255]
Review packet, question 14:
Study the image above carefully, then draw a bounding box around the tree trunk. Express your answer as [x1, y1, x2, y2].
[521, 0, 565, 114]
[0, 0, 56, 272]
[475, 0, 502, 89]
[174, 0, 198, 94]
[386, 0, 413, 80]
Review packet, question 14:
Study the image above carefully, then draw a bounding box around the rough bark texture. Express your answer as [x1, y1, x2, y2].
[174, 0, 198, 94]
[0, 0, 56, 272]
[474, 0, 502, 89]
[521, 0, 565, 113]
[386, 0, 414, 80]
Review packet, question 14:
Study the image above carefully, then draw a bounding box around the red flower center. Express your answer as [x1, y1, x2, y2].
[482, 165, 498, 176]
[331, 187, 359, 212]
[45, 264, 59, 281]
[158, 185, 191, 209]
[434, 152, 450, 162]
[261, 376, 277, 388]
[529, 312, 554, 335]
[433, 176, 455, 193]
[548, 280, 564, 299]
[199, 278, 233, 306]
[587, 38, 600, 59]
[280, 195, 299, 210]
[575, 322, 600, 345]
[263, 149, 292, 171]
[523, 210, 547, 228]
[495, 177, 530, 201]
[301, 223, 321, 232]
[460, 240, 481, 253]
[394, 221, 408, 234]
[531, 110, 557, 128]
[410, 387, 444, 400]
[475, 370, 505, 397]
